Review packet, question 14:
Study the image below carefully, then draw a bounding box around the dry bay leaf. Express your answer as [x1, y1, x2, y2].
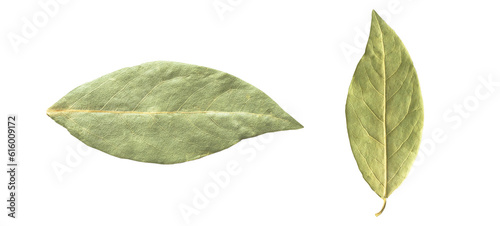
[48, 61, 303, 164]
[345, 10, 424, 216]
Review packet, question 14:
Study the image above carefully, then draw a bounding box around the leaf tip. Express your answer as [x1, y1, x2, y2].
[371, 9, 382, 21]
[295, 121, 304, 129]
[288, 117, 304, 130]
[46, 108, 53, 117]
[46, 107, 60, 119]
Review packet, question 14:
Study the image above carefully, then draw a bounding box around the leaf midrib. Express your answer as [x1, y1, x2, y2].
[374, 14, 388, 199]
[46, 109, 291, 123]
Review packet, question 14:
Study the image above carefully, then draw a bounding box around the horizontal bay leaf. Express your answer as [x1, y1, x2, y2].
[48, 61, 303, 164]
[345, 10, 424, 216]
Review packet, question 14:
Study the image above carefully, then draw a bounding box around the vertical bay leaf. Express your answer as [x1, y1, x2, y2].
[48, 61, 303, 164]
[345, 10, 424, 216]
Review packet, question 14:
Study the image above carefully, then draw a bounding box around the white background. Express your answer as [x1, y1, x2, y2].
[1, 0, 500, 225]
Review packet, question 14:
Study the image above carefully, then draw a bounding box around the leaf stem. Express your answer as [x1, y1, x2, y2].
[375, 198, 387, 217]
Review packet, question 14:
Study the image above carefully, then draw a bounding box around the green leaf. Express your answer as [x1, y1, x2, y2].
[47, 61, 303, 164]
[345, 10, 424, 216]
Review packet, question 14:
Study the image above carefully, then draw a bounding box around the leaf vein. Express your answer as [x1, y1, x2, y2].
[348, 102, 384, 146]
[351, 140, 384, 186]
